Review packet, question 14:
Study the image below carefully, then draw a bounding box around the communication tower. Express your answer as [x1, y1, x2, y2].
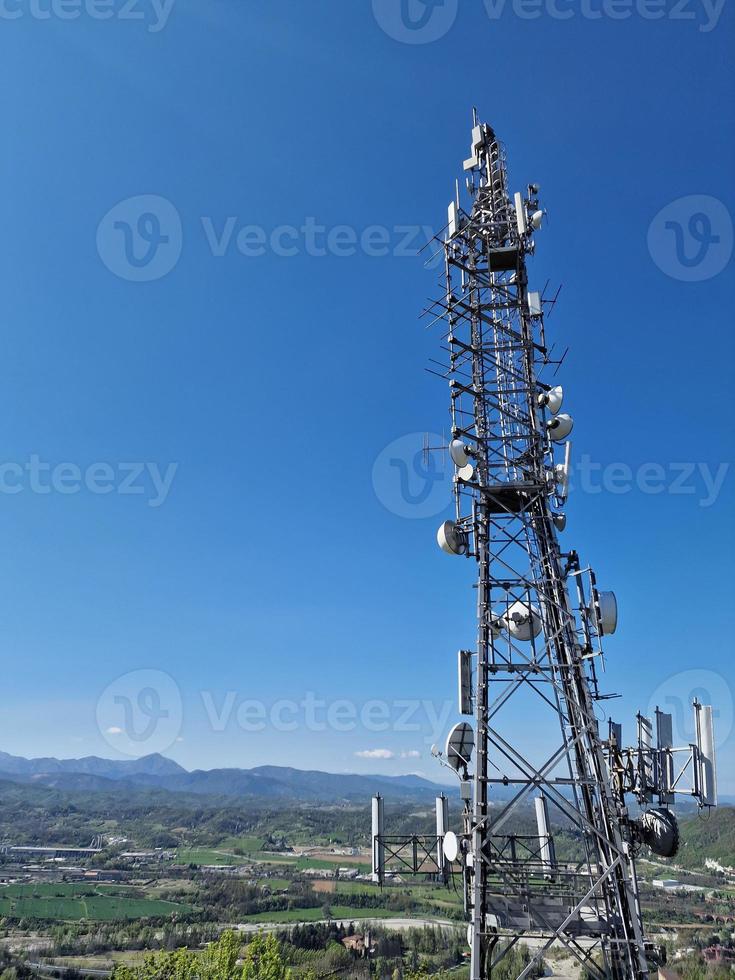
[371, 114, 718, 980]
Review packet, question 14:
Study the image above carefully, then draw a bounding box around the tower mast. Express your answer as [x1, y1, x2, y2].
[438, 119, 649, 980]
[371, 116, 718, 980]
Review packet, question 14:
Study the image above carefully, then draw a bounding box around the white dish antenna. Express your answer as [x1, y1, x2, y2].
[539, 385, 564, 415]
[552, 513, 567, 533]
[442, 830, 459, 863]
[597, 591, 618, 635]
[503, 600, 543, 641]
[531, 209, 545, 231]
[449, 440, 471, 467]
[437, 521, 467, 556]
[446, 722, 475, 771]
[547, 414, 574, 442]
[458, 463, 475, 482]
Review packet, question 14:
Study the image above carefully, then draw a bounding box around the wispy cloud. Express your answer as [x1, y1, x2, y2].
[105, 726, 123, 735]
[355, 748, 421, 761]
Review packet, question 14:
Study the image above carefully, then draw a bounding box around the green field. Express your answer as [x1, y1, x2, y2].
[219, 836, 267, 852]
[0, 882, 194, 922]
[241, 905, 406, 923]
[177, 848, 250, 866]
[295, 856, 370, 873]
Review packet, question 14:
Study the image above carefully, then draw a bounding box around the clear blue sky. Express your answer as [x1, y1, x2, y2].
[1, 0, 733, 792]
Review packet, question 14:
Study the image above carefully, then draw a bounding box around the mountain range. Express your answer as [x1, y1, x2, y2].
[0, 750, 447, 801]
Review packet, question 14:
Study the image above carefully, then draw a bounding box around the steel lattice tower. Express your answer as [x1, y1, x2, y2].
[371, 114, 717, 980]
[435, 116, 650, 980]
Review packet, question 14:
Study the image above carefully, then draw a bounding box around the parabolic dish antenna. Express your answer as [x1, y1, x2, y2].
[539, 385, 564, 415]
[446, 722, 475, 771]
[442, 830, 459, 863]
[458, 463, 475, 482]
[548, 413, 574, 442]
[504, 600, 543, 641]
[597, 591, 618, 635]
[640, 808, 679, 858]
[437, 520, 467, 556]
[449, 440, 470, 467]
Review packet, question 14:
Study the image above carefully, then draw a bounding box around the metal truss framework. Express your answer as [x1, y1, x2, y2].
[372, 115, 718, 980]
[432, 116, 651, 980]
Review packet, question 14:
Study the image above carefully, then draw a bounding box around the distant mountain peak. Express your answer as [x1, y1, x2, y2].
[0, 750, 187, 780]
[0, 752, 447, 800]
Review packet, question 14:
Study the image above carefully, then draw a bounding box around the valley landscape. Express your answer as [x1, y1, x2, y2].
[0, 753, 733, 979]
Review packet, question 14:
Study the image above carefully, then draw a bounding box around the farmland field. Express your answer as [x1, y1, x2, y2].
[0, 882, 194, 921]
[241, 905, 407, 923]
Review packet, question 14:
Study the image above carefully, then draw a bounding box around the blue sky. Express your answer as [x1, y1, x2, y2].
[0, 0, 733, 792]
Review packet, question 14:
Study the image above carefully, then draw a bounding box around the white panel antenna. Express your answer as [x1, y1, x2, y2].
[514, 191, 527, 237]
[655, 708, 675, 804]
[534, 795, 556, 876]
[458, 650, 473, 716]
[695, 701, 717, 806]
[371, 794, 385, 883]
[637, 714, 654, 802]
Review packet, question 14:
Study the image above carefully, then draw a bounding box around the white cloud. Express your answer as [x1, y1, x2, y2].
[105, 726, 124, 735]
[401, 750, 421, 759]
[355, 749, 395, 760]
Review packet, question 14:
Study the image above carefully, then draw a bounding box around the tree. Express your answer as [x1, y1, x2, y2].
[111, 931, 295, 980]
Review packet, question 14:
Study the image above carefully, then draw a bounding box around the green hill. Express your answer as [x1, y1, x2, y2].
[673, 806, 735, 870]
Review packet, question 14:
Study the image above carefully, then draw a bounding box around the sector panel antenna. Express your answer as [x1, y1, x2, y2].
[695, 701, 717, 806]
